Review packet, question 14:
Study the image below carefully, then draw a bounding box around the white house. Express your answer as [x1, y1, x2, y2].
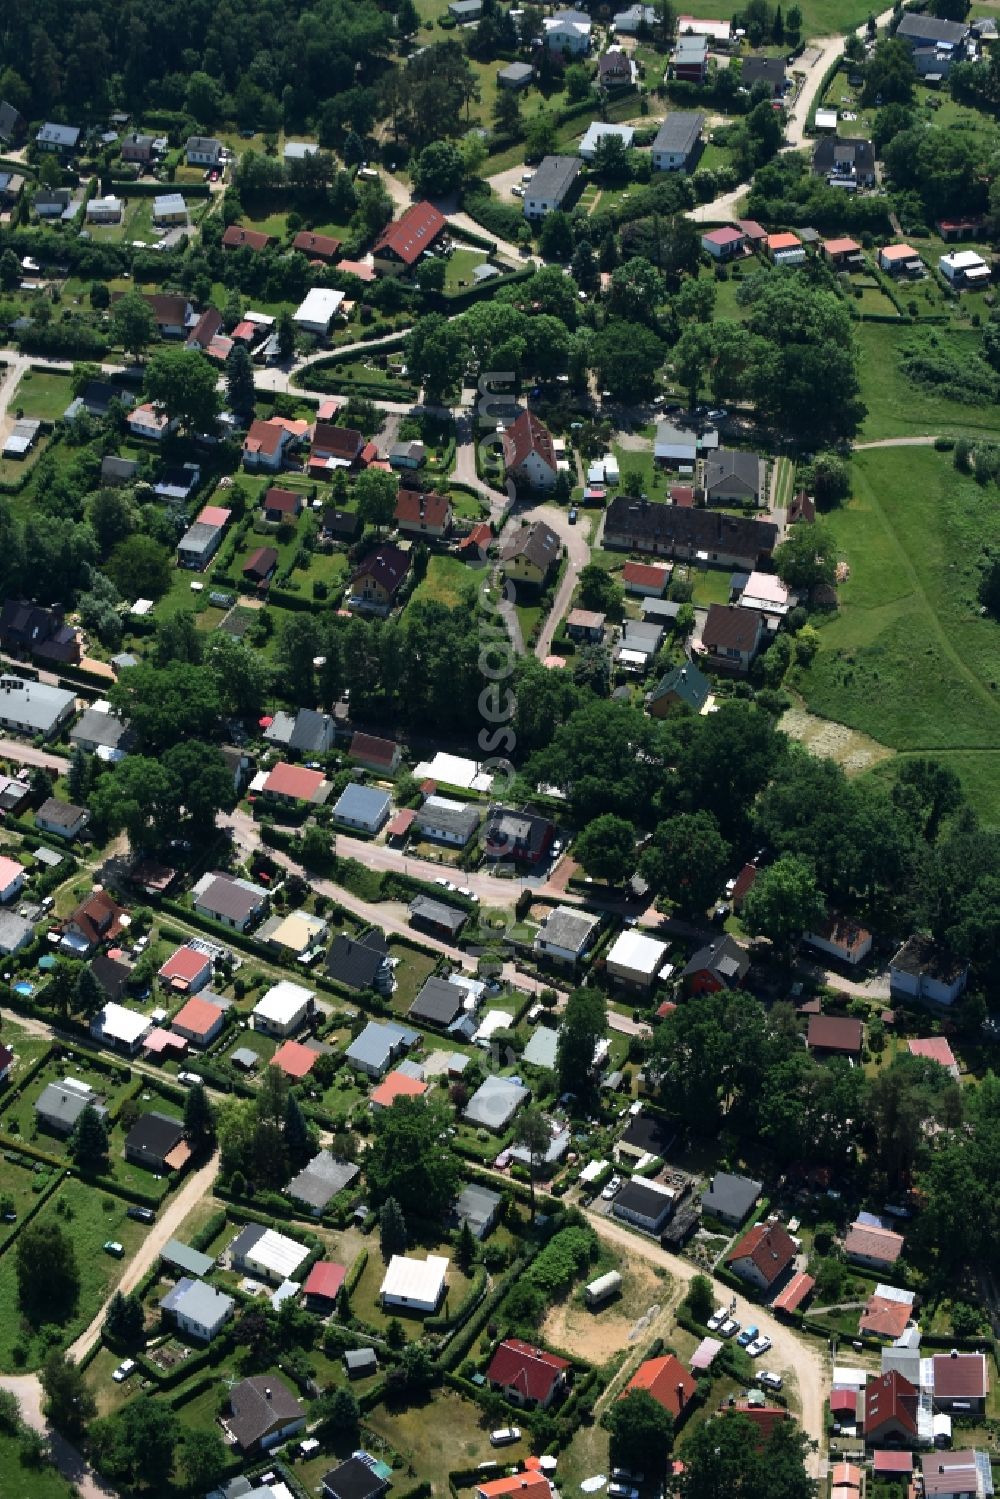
[523, 155, 581, 219]
[90, 1002, 152, 1055]
[292, 287, 345, 336]
[613, 4, 658, 32]
[652, 111, 704, 171]
[543, 8, 592, 52]
[127, 403, 178, 441]
[185, 136, 224, 166]
[534, 906, 601, 966]
[890, 936, 969, 1005]
[939, 249, 990, 288]
[654, 421, 698, 466]
[413, 794, 481, 846]
[161, 1278, 235, 1342]
[230, 1223, 310, 1285]
[803, 914, 872, 967]
[380, 1254, 449, 1313]
[739, 570, 792, 616]
[579, 122, 635, 162]
[605, 930, 671, 990]
[85, 195, 123, 223]
[0, 854, 26, 904]
[252, 980, 314, 1036]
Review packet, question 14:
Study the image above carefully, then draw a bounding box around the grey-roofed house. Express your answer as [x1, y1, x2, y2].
[231, 1046, 260, 1071]
[177, 518, 227, 571]
[534, 905, 601, 966]
[69, 708, 133, 760]
[741, 54, 786, 95]
[287, 1153, 360, 1216]
[325, 930, 393, 994]
[186, 135, 225, 166]
[408, 975, 468, 1029]
[523, 155, 582, 219]
[264, 708, 336, 757]
[101, 455, 139, 486]
[702, 1170, 763, 1225]
[648, 660, 712, 717]
[343, 1348, 379, 1378]
[499, 61, 535, 89]
[408, 895, 468, 940]
[332, 783, 392, 835]
[652, 111, 704, 171]
[464, 1074, 530, 1131]
[449, 0, 483, 16]
[523, 1025, 559, 1070]
[322, 1455, 390, 1499]
[124, 1111, 187, 1172]
[895, 12, 969, 48]
[682, 934, 750, 992]
[812, 135, 876, 189]
[161, 1277, 235, 1342]
[0, 909, 33, 956]
[36, 1077, 108, 1136]
[192, 872, 268, 932]
[37, 122, 81, 152]
[703, 449, 764, 506]
[0, 677, 76, 739]
[161, 1238, 215, 1278]
[226, 1374, 305, 1454]
[345, 1020, 418, 1079]
[35, 797, 89, 839]
[413, 795, 481, 847]
[90, 954, 130, 1003]
[455, 1183, 502, 1239]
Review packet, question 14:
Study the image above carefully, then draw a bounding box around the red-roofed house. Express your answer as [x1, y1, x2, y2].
[626, 1354, 697, 1419]
[830, 1388, 860, 1425]
[262, 762, 328, 806]
[878, 244, 923, 275]
[476, 1474, 550, 1499]
[302, 1260, 347, 1312]
[864, 1371, 918, 1446]
[831, 1462, 863, 1491]
[292, 230, 342, 262]
[243, 417, 305, 473]
[370, 1070, 428, 1108]
[844, 1221, 904, 1272]
[727, 1403, 790, 1445]
[931, 1352, 989, 1412]
[262, 487, 303, 523]
[457, 521, 493, 559]
[171, 994, 225, 1046]
[736, 218, 768, 246]
[242, 546, 279, 586]
[767, 231, 805, 265]
[310, 423, 365, 475]
[623, 561, 670, 597]
[807, 1013, 864, 1059]
[486, 1338, 571, 1409]
[726, 1223, 797, 1293]
[907, 1036, 959, 1078]
[502, 410, 559, 491]
[771, 1270, 815, 1314]
[349, 732, 402, 774]
[270, 1039, 319, 1080]
[395, 488, 453, 539]
[874, 1451, 913, 1478]
[373, 201, 446, 274]
[702, 225, 747, 261]
[860, 1289, 915, 1340]
[222, 224, 272, 252]
[62, 890, 126, 954]
[336, 258, 377, 283]
[731, 862, 758, 914]
[823, 236, 863, 267]
[159, 945, 213, 995]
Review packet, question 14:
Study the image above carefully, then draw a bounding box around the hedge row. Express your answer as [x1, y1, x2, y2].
[424, 1265, 488, 1334]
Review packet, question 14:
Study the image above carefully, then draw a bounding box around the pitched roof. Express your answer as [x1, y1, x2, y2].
[501, 520, 561, 574]
[263, 486, 301, 515]
[222, 224, 272, 251]
[264, 762, 325, 801]
[228, 1374, 304, 1450]
[704, 448, 761, 494]
[931, 1352, 989, 1400]
[767, 231, 803, 251]
[395, 488, 451, 527]
[907, 1036, 958, 1072]
[702, 1171, 762, 1221]
[728, 1403, 790, 1445]
[605, 495, 777, 562]
[326, 929, 389, 990]
[270, 1039, 319, 1079]
[313, 423, 364, 461]
[623, 561, 670, 590]
[476, 1475, 550, 1499]
[244, 418, 293, 458]
[352, 544, 411, 596]
[652, 111, 704, 156]
[302, 1260, 347, 1301]
[844, 1222, 904, 1265]
[171, 996, 224, 1039]
[160, 946, 212, 989]
[727, 1222, 797, 1286]
[243, 546, 279, 581]
[864, 1370, 918, 1437]
[370, 1069, 428, 1107]
[373, 201, 446, 266]
[860, 1289, 915, 1339]
[682, 933, 750, 983]
[350, 732, 398, 768]
[702, 603, 762, 653]
[292, 230, 342, 259]
[807, 1014, 864, 1054]
[486, 1338, 570, 1403]
[502, 410, 557, 477]
[626, 1354, 697, 1417]
[125, 1110, 185, 1164]
[524, 154, 581, 203]
[67, 889, 125, 946]
[771, 1270, 815, 1312]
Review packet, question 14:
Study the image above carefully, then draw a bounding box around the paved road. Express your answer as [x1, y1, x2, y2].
[0, 737, 67, 771]
[853, 434, 939, 449]
[523, 503, 592, 662]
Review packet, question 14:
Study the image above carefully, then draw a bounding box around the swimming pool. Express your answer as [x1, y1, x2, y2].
[13, 981, 34, 997]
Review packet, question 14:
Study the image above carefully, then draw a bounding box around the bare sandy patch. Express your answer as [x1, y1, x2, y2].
[781, 704, 894, 775]
[541, 1259, 669, 1365]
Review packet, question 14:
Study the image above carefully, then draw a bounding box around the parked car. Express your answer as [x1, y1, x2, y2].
[490, 1428, 521, 1447]
[612, 1471, 645, 1486]
[511, 184, 525, 198]
[707, 407, 728, 422]
[112, 1359, 137, 1384]
[126, 1206, 155, 1224]
[719, 1317, 740, 1338]
[747, 1335, 772, 1358]
[707, 1307, 728, 1331]
[177, 1071, 203, 1086]
[758, 1371, 783, 1391]
[103, 1241, 124, 1258]
[601, 1176, 622, 1201]
[568, 507, 578, 523]
[737, 1325, 759, 1348]
[608, 1487, 640, 1499]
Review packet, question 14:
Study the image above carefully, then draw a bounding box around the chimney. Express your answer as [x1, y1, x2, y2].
[264, 1387, 272, 1400]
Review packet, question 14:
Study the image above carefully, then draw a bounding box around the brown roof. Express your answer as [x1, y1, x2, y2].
[262, 487, 301, 516]
[228, 1374, 304, 1451]
[807, 1014, 864, 1055]
[292, 230, 341, 260]
[502, 409, 557, 477]
[728, 1404, 790, 1446]
[350, 732, 398, 768]
[702, 603, 762, 653]
[312, 423, 364, 462]
[501, 520, 561, 575]
[242, 547, 278, 581]
[112, 291, 189, 328]
[864, 1371, 918, 1438]
[67, 890, 126, 947]
[188, 306, 223, 347]
[373, 201, 446, 266]
[727, 1222, 797, 1287]
[843, 1223, 903, 1264]
[222, 224, 272, 251]
[931, 1353, 989, 1400]
[395, 489, 451, 527]
[243, 419, 289, 459]
[352, 544, 411, 597]
[771, 1270, 815, 1313]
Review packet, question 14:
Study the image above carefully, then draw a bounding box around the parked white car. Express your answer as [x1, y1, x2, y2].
[747, 1335, 772, 1358]
[707, 1307, 728, 1331]
[601, 1176, 622, 1200]
[719, 1317, 740, 1338]
[490, 1427, 521, 1447]
[112, 1359, 137, 1384]
[758, 1370, 783, 1391]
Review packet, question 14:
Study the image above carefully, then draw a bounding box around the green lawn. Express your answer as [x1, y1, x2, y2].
[795, 446, 1000, 819]
[0, 1159, 61, 1254]
[1, 1053, 136, 1148]
[689, 566, 735, 607]
[0, 1431, 78, 1499]
[8, 368, 73, 421]
[855, 323, 1000, 442]
[412, 554, 477, 609]
[444, 246, 491, 292]
[386, 942, 439, 1013]
[367, 1388, 528, 1484]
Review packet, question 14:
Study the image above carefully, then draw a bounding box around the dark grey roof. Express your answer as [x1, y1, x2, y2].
[704, 448, 762, 496]
[741, 54, 786, 87]
[652, 111, 704, 157]
[604, 495, 777, 564]
[527, 154, 581, 204]
[125, 1110, 184, 1166]
[702, 1170, 762, 1221]
[0, 102, 24, 141]
[620, 1114, 670, 1154]
[455, 1182, 502, 1236]
[414, 797, 481, 840]
[288, 1153, 360, 1210]
[90, 954, 131, 1002]
[614, 1179, 674, 1220]
[896, 12, 968, 44]
[321, 1456, 388, 1499]
[70, 708, 132, 751]
[681, 934, 750, 982]
[229, 1221, 268, 1260]
[649, 661, 711, 712]
[326, 930, 389, 990]
[812, 135, 874, 174]
[36, 797, 87, 829]
[409, 896, 468, 935]
[228, 1374, 304, 1451]
[101, 455, 139, 483]
[408, 975, 467, 1027]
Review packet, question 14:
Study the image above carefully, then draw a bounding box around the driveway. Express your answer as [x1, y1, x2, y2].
[498, 501, 592, 661]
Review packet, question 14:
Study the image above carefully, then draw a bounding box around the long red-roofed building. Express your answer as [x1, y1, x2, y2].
[373, 201, 446, 273]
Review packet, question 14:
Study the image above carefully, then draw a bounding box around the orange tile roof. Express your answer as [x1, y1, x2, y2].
[626, 1354, 696, 1417]
[170, 996, 224, 1040]
[767, 232, 802, 251]
[370, 1070, 428, 1107]
[476, 1473, 549, 1499]
[263, 762, 325, 801]
[270, 1040, 318, 1079]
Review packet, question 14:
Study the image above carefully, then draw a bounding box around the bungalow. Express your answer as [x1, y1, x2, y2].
[486, 1339, 570, 1409]
[533, 905, 601, 966]
[739, 570, 791, 616]
[262, 762, 329, 807]
[864, 1371, 919, 1447]
[823, 236, 864, 268]
[939, 249, 991, 288]
[613, 3, 657, 31]
[654, 421, 698, 467]
[931, 1353, 989, 1414]
[605, 929, 671, 990]
[288, 1154, 360, 1216]
[703, 448, 764, 505]
[414, 794, 481, 846]
[293, 287, 345, 336]
[726, 1222, 798, 1292]
[152, 193, 188, 225]
[804, 914, 872, 966]
[895, 12, 970, 50]
[395, 488, 453, 539]
[226, 1374, 305, 1454]
[390, 440, 425, 472]
[408, 895, 467, 940]
[270, 1039, 320, 1081]
[128, 404, 178, 442]
[350, 733, 401, 774]
[844, 1221, 905, 1272]
[35, 797, 89, 839]
[626, 1354, 697, 1419]
[36, 1077, 108, 1135]
[543, 9, 592, 53]
[372, 201, 447, 275]
[921, 1449, 993, 1499]
[346, 1020, 418, 1079]
[124, 1111, 190, 1173]
[323, 1457, 390, 1499]
[86, 195, 123, 224]
[604, 495, 777, 570]
[615, 1113, 671, 1167]
[701, 603, 764, 671]
[484, 806, 555, 865]
[890, 936, 969, 1005]
[171, 994, 225, 1046]
[292, 230, 342, 263]
[332, 783, 392, 835]
[476, 1477, 549, 1499]
[501, 520, 561, 585]
[677, 15, 732, 43]
[230, 1222, 310, 1284]
[807, 1013, 864, 1059]
[121, 131, 155, 165]
[160, 1278, 234, 1342]
[907, 1036, 959, 1077]
[502, 410, 559, 491]
[177, 504, 230, 570]
[159, 945, 214, 996]
[350, 544, 411, 610]
[648, 661, 712, 717]
[741, 53, 787, 95]
[879, 243, 924, 276]
[681, 934, 749, 993]
[0, 855, 25, 905]
[812, 136, 876, 189]
[0, 911, 33, 956]
[302, 1261, 348, 1313]
[264, 706, 335, 757]
[499, 60, 535, 90]
[192, 871, 268, 932]
[623, 560, 670, 596]
[222, 224, 273, 252]
[185, 136, 224, 167]
[598, 49, 637, 88]
[702, 225, 747, 261]
[523, 154, 582, 218]
[672, 32, 710, 81]
[242, 547, 278, 586]
[380, 1253, 449, 1313]
[652, 111, 703, 171]
[613, 1178, 678, 1234]
[566, 608, 606, 643]
[455, 1182, 502, 1239]
[262, 487, 303, 523]
[767, 231, 805, 265]
[0, 676, 76, 739]
[370, 1070, 428, 1109]
[702, 1171, 762, 1226]
[321, 505, 361, 542]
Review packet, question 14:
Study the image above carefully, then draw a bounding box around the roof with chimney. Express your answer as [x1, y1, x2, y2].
[373, 201, 446, 266]
[727, 1222, 797, 1287]
[626, 1354, 697, 1417]
[486, 1338, 570, 1403]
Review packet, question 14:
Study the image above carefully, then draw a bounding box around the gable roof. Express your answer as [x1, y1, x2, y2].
[906, 1036, 958, 1073]
[292, 230, 342, 259]
[896, 11, 968, 43]
[486, 1338, 570, 1402]
[844, 1222, 904, 1264]
[373, 201, 446, 266]
[125, 1110, 185, 1164]
[605, 494, 777, 562]
[703, 603, 762, 654]
[352, 544, 411, 596]
[408, 975, 467, 1027]
[860, 1287, 915, 1339]
[67, 889, 126, 947]
[653, 111, 704, 157]
[627, 1354, 697, 1417]
[171, 995, 224, 1039]
[243, 546, 279, 581]
[302, 1261, 347, 1301]
[525, 154, 581, 203]
[313, 422, 364, 461]
[727, 1222, 797, 1286]
[742, 53, 786, 85]
[501, 520, 561, 574]
[370, 1069, 429, 1106]
[502, 410, 558, 476]
[807, 1013, 864, 1054]
[682, 934, 749, 983]
[395, 488, 452, 527]
[864, 1370, 918, 1437]
[222, 224, 272, 251]
[326, 929, 389, 990]
[702, 1171, 762, 1221]
[270, 1039, 319, 1079]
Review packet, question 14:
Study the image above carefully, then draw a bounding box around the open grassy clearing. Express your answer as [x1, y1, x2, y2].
[8, 368, 74, 421]
[368, 1387, 527, 1483]
[855, 323, 1000, 442]
[795, 446, 1000, 817]
[0, 1431, 77, 1499]
[412, 554, 477, 609]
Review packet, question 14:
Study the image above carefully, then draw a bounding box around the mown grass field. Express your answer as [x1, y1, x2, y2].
[0, 1431, 77, 1498]
[855, 324, 1000, 442]
[9, 368, 74, 420]
[795, 447, 1000, 819]
[412, 554, 477, 609]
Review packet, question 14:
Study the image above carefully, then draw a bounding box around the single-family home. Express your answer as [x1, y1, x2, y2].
[260, 487, 303, 525]
[652, 111, 704, 171]
[161, 1278, 234, 1342]
[613, 1178, 679, 1235]
[767, 231, 806, 265]
[86, 194, 123, 224]
[702, 1171, 762, 1226]
[534, 905, 601, 966]
[261, 761, 329, 806]
[62, 890, 126, 958]
[701, 603, 764, 671]
[0, 102, 26, 145]
[380, 1253, 449, 1313]
[864, 1370, 919, 1447]
[222, 224, 272, 252]
[565, 608, 606, 643]
[372, 201, 447, 275]
[907, 1036, 959, 1077]
[226, 1374, 305, 1454]
[177, 504, 230, 571]
[502, 410, 560, 490]
[677, 14, 732, 42]
[605, 930, 671, 990]
[895, 12, 969, 50]
[230, 1222, 310, 1284]
[292, 230, 342, 263]
[120, 131, 155, 165]
[171, 993, 225, 1047]
[920, 1449, 993, 1499]
[672, 31, 710, 81]
[124, 1111, 190, 1172]
[186, 136, 224, 166]
[939, 249, 990, 288]
[486, 1338, 571, 1408]
[407, 975, 469, 1031]
[455, 1182, 502, 1240]
[543, 8, 592, 53]
[0, 855, 25, 905]
[739, 570, 792, 616]
[300, 1261, 348, 1314]
[242, 416, 305, 472]
[152, 193, 188, 225]
[860, 1285, 916, 1340]
[35, 796, 89, 840]
[704, 449, 764, 506]
[499, 61, 535, 90]
[241, 546, 278, 587]
[0, 910, 33, 956]
[349, 732, 401, 775]
[264, 707, 335, 759]
[615, 1113, 672, 1167]
[523, 154, 582, 218]
[812, 136, 876, 189]
[483, 807, 555, 865]
[475, 1476, 549, 1499]
[126, 403, 177, 442]
[350, 544, 411, 610]
[159, 945, 214, 996]
[682, 934, 749, 993]
[654, 421, 699, 467]
[624, 561, 670, 597]
[309, 422, 365, 474]
[36, 1077, 108, 1136]
[395, 488, 453, 538]
[726, 1222, 798, 1292]
[824, 236, 864, 268]
[604, 495, 777, 569]
[332, 783, 392, 835]
[804, 914, 873, 966]
[626, 1354, 697, 1418]
[408, 895, 468, 940]
[599, 48, 637, 87]
[414, 794, 480, 846]
[253, 979, 314, 1037]
[889, 935, 969, 1005]
[0, 677, 76, 739]
[931, 1353, 990, 1414]
[464, 1074, 530, 1131]
[741, 53, 786, 95]
[807, 1013, 864, 1059]
[613, 3, 657, 31]
[648, 661, 712, 717]
[346, 1020, 418, 1079]
[501, 520, 561, 585]
[37, 122, 80, 153]
[702, 225, 747, 261]
[288, 1154, 360, 1217]
[192, 871, 268, 932]
[293, 287, 345, 336]
[579, 121, 635, 162]
[879, 243, 924, 276]
[844, 1220, 905, 1272]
